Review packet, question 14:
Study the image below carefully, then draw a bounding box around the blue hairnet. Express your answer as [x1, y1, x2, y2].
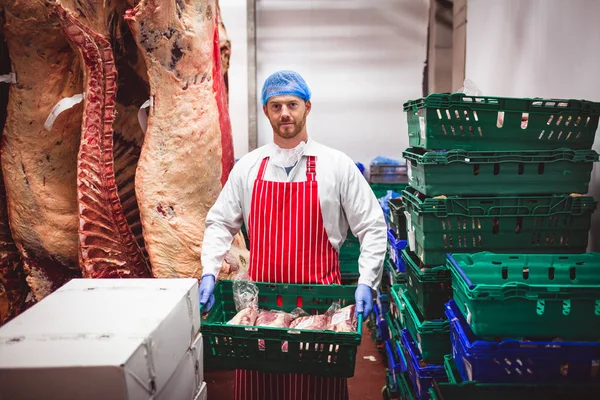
[261, 70, 311, 105]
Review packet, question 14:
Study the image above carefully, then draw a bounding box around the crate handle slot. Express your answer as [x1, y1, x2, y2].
[497, 111, 504, 128]
[563, 300, 571, 316]
[538, 163, 545, 175]
[548, 267, 555, 280]
[501, 266, 508, 280]
[522, 268, 529, 280]
[521, 113, 529, 129]
[492, 217, 499, 235]
[536, 300, 545, 315]
[570, 267, 577, 280]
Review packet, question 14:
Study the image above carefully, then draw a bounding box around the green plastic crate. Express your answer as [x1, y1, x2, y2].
[403, 93, 600, 151]
[388, 198, 407, 240]
[370, 183, 408, 199]
[430, 356, 600, 400]
[386, 258, 407, 285]
[397, 369, 417, 400]
[340, 259, 359, 281]
[201, 280, 363, 377]
[340, 233, 360, 261]
[402, 187, 597, 265]
[391, 284, 451, 363]
[442, 354, 461, 384]
[448, 252, 600, 341]
[403, 147, 599, 196]
[402, 249, 452, 320]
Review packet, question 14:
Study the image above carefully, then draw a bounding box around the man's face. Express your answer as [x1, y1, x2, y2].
[263, 95, 311, 139]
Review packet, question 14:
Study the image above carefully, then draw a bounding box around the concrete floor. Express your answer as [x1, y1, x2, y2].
[204, 322, 388, 399]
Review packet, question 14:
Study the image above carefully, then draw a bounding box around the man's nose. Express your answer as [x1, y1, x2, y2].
[281, 105, 291, 118]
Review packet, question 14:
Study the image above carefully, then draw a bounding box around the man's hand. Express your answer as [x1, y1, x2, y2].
[354, 284, 373, 319]
[199, 274, 216, 312]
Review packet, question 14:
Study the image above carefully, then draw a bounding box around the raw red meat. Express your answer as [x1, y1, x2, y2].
[289, 314, 330, 330]
[52, 2, 151, 279]
[125, 0, 236, 280]
[1, 0, 84, 300]
[0, 29, 29, 324]
[255, 311, 294, 328]
[329, 305, 358, 332]
[227, 307, 258, 326]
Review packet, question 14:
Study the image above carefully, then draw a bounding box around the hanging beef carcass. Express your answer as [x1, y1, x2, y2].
[216, 1, 231, 100]
[50, 0, 152, 279]
[0, 0, 244, 314]
[125, 0, 245, 280]
[0, 29, 30, 325]
[1, 0, 84, 301]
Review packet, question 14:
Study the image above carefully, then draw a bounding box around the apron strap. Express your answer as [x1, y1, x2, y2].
[306, 156, 316, 181]
[257, 157, 269, 180]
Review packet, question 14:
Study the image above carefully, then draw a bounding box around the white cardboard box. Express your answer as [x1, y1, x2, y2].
[0, 278, 200, 400]
[156, 333, 204, 400]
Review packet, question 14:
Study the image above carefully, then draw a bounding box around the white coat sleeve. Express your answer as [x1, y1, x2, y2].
[339, 157, 387, 290]
[201, 163, 245, 278]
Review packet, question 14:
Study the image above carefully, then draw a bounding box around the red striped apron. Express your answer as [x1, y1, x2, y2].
[234, 155, 348, 400]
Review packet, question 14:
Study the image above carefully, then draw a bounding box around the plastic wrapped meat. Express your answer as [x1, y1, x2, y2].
[255, 310, 293, 328]
[227, 307, 258, 326]
[289, 314, 330, 330]
[329, 305, 358, 332]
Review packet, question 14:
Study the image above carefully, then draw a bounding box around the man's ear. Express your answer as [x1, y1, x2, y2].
[262, 105, 269, 118]
[305, 100, 312, 115]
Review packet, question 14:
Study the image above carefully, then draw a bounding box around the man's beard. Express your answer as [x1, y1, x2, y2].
[273, 118, 305, 139]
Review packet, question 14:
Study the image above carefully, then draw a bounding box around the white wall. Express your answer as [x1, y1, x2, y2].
[256, 0, 430, 172]
[466, 0, 600, 251]
[219, 0, 249, 158]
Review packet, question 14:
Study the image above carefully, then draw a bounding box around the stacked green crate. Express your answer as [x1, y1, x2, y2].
[340, 183, 407, 283]
[399, 93, 600, 398]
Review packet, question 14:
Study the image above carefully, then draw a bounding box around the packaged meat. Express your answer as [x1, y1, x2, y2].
[289, 314, 330, 330]
[227, 307, 259, 326]
[329, 305, 358, 332]
[232, 274, 259, 312]
[255, 310, 294, 328]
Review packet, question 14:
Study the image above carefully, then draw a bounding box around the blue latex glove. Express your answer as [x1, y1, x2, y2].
[198, 274, 216, 312]
[354, 284, 373, 319]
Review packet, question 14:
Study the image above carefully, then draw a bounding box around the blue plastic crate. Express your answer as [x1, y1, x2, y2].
[374, 303, 390, 342]
[378, 292, 391, 316]
[388, 229, 408, 271]
[400, 328, 447, 400]
[386, 339, 406, 374]
[445, 299, 600, 384]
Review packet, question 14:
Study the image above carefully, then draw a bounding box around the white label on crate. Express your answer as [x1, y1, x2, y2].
[388, 243, 396, 263]
[465, 303, 472, 325]
[407, 162, 413, 181]
[404, 210, 416, 252]
[465, 157, 471, 163]
[419, 116, 426, 140]
[464, 357, 473, 381]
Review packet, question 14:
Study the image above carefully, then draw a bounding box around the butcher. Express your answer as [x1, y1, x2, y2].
[199, 70, 387, 400]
